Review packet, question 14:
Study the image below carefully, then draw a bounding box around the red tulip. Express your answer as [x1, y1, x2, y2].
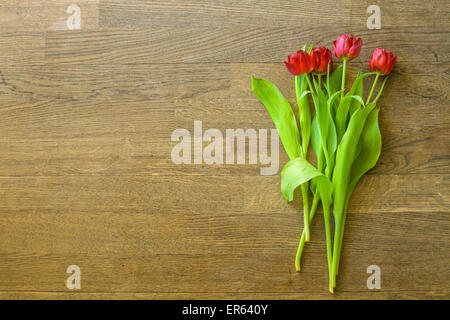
[284, 50, 314, 75]
[311, 47, 333, 74]
[369, 48, 397, 75]
[333, 34, 362, 60]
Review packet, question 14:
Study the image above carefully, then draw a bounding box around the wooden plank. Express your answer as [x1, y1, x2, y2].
[0, 60, 447, 176]
[0, 95, 447, 176]
[0, 0, 99, 31]
[44, 27, 449, 65]
[0, 63, 231, 104]
[0, 61, 447, 109]
[99, 0, 448, 28]
[0, 175, 447, 215]
[0, 290, 448, 300]
[0, 130, 447, 176]
[0, 62, 447, 137]
[0, 32, 45, 67]
[0, 209, 448, 298]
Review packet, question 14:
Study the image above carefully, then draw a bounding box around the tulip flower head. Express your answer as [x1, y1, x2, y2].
[369, 48, 397, 75]
[333, 33, 362, 60]
[284, 50, 314, 76]
[311, 47, 333, 74]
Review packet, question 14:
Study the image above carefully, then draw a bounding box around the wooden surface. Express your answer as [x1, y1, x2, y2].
[0, 0, 449, 299]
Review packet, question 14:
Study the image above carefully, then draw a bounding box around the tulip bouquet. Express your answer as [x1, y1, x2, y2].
[251, 34, 396, 292]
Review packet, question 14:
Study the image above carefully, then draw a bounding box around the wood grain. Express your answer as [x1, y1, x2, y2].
[0, 1, 99, 31]
[0, 0, 449, 299]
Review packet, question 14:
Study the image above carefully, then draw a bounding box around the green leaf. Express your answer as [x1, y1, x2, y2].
[297, 90, 311, 103]
[349, 71, 364, 114]
[310, 118, 326, 196]
[327, 91, 341, 111]
[281, 158, 321, 201]
[335, 95, 352, 141]
[312, 81, 337, 157]
[326, 116, 337, 156]
[314, 174, 333, 208]
[350, 95, 365, 108]
[335, 89, 366, 143]
[332, 108, 371, 220]
[295, 75, 311, 157]
[310, 147, 325, 196]
[311, 115, 321, 159]
[329, 65, 343, 94]
[252, 77, 301, 160]
[281, 157, 332, 205]
[349, 107, 382, 192]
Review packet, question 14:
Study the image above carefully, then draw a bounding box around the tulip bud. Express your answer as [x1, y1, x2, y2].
[369, 48, 397, 75]
[333, 33, 362, 60]
[284, 50, 314, 76]
[311, 47, 333, 74]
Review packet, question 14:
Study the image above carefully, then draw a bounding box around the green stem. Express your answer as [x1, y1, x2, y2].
[335, 195, 350, 276]
[295, 75, 301, 104]
[366, 73, 380, 105]
[331, 190, 354, 287]
[331, 217, 343, 289]
[305, 73, 314, 95]
[318, 74, 322, 88]
[310, 193, 320, 218]
[300, 183, 310, 242]
[373, 75, 389, 105]
[323, 203, 333, 293]
[294, 75, 311, 243]
[295, 193, 319, 271]
[340, 59, 347, 100]
[335, 210, 347, 277]
[295, 147, 325, 271]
